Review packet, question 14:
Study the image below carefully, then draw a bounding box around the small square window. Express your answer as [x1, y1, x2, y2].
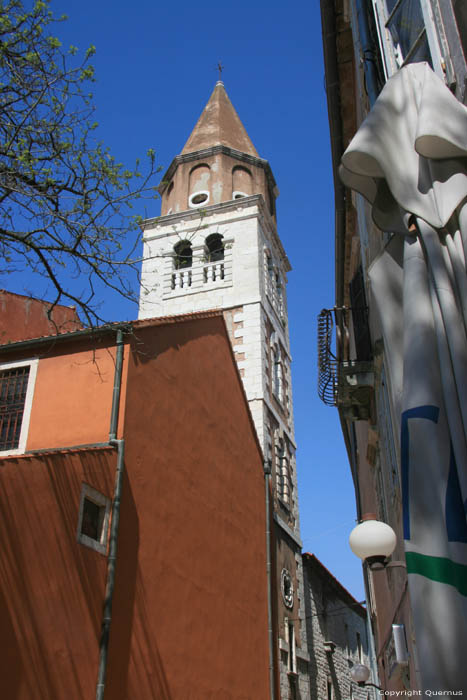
[77, 484, 111, 555]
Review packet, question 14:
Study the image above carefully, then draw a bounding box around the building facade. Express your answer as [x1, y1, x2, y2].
[138, 81, 310, 697]
[0, 308, 271, 699]
[0, 289, 82, 342]
[303, 554, 373, 700]
[320, 0, 467, 691]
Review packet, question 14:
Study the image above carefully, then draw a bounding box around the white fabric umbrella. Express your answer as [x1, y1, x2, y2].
[341, 62, 467, 691]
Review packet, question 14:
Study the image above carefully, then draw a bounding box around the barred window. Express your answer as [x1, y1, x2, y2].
[0, 366, 30, 451]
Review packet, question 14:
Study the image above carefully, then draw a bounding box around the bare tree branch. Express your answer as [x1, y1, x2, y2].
[0, 0, 161, 326]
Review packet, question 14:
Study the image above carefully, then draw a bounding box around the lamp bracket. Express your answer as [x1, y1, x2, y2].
[369, 559, 407, 571]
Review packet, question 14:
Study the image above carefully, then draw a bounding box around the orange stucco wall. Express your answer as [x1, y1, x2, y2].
[106, 317, 270, 699]
[0, 290, 82, 343]
[0, 317, 270, 699]
[25, 340, 129, 450]
[0, 448, 115, 700]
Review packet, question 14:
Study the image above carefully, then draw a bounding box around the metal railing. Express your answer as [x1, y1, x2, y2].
[317, 306, 373, 412]
[317, 308, 339, 406]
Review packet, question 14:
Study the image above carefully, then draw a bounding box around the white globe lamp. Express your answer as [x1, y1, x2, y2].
[349, 514, 397, 566]
[350, 663, 371, 685]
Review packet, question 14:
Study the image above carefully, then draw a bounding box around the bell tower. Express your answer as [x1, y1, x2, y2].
[138, 81, 310, 698]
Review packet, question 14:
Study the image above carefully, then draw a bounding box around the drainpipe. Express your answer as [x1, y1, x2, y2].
[264, 459, 276, 700]
[96, 329, 125, 700]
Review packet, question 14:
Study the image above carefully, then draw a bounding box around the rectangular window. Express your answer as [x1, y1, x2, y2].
[386, 0, 432, 66]
[77, 484, 111, 555]
[0, 366, 30, 450]
[276, 438, 292, 507]
[273, 349, 284, 403]
[0, 359, 38, 455]
[287, 621, 296, 673]
[453, 1, 467, 58]
[372, 0, 445, 80]
[81, 498, 104, 541]
[349, 266, 372, 362]
[378, 365, 400, 495]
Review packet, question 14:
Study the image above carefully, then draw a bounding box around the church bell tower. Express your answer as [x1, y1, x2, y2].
[138, 81, 310, 697]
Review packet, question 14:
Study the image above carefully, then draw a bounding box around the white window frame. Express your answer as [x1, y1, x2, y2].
[77, 483, 111, 555]
[371, 0, 445, 81]
[0, 358, 38, 456]
[273, 347, 283, 403]
[232, 190, 248, 200]
[286, 618, 297, 673]
[188, 190, 210, 208]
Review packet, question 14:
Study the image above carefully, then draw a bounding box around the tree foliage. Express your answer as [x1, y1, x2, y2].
[0, 0, 158, 325]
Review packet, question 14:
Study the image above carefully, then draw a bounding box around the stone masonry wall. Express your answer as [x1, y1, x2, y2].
[303, 554, 377, 700]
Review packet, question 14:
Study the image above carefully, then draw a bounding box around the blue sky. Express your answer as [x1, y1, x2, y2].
[9, 0, 365, 600]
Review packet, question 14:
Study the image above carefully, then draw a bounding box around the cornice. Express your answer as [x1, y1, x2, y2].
[142, 194, 264, 232]
[142, 194, 291, 272]
[158, 144, 278, 196]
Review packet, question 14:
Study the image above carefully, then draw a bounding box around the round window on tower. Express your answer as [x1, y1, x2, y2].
[232, 191, 248, 200]
[281, 568, 294, 609]
[189, 191, 210, 208]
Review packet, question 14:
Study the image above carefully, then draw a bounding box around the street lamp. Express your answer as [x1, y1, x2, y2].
[349, 514, 402, 569]
[350, 663, 382, 690]
[350, 664, 370, 683]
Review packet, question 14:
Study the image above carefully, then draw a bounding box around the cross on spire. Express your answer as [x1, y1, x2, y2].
[217, 62, 224, 81]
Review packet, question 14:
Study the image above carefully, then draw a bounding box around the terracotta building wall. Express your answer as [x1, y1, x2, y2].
[0, 290, 82, 343]
[0, 316, 270, 699]
[106, 316, 270, 699]
[23, 339, 129, 450]
[0, 448, 116, 700]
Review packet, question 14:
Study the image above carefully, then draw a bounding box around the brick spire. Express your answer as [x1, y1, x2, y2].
[181, 81, 259, 157]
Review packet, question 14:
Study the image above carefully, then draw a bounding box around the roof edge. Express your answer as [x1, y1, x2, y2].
[302, 552, 366, 615]
[158, 144, 277, 196]
[0, 310, 225, 355]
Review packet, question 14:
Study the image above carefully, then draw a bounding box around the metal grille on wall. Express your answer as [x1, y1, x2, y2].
[0, 366, 30, 450]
